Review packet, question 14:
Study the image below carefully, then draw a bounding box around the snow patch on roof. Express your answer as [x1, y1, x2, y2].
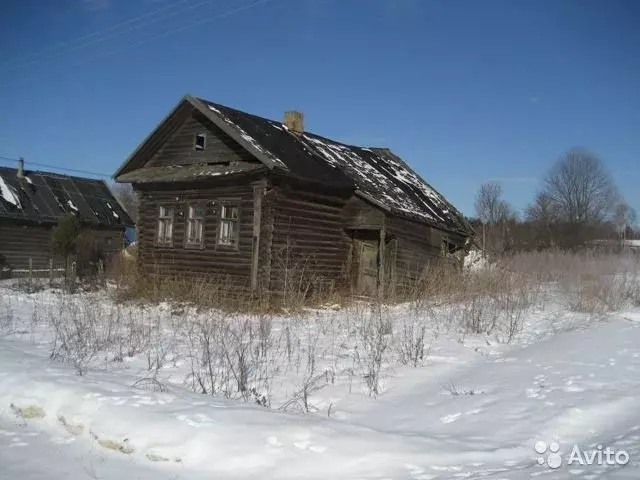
[106, 202, 120, 220]
[207, 105, 287, 169]
[300, 135, 451, 225]
[0, 175, 21, 208]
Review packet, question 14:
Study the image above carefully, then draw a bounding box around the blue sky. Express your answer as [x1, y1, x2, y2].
[0, 0, 638, 218]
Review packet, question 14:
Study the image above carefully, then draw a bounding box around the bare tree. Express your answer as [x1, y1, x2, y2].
[475, 182, 506, 224]
[614, 202, 637, 240]
[542, 148, 619, 225]
[474, 182, 517, 254]
[111, 183, 138, 224]
[526, 192, 556, 224]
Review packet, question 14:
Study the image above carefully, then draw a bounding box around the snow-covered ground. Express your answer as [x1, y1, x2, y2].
[1, 279, 640, 479]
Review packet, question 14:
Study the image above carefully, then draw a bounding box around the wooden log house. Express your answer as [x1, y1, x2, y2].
[0, 160, 132, 277]
[114, 95, 473, 297]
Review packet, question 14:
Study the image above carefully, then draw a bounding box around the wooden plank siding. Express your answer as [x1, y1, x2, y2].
[0, 221, 123, 275]
[386, 215, 466, 288]
[267, 181, 352, 297]
[136, 181, 256, 288]
[146, 111, 256, 169]
[0, 222, 53, 272]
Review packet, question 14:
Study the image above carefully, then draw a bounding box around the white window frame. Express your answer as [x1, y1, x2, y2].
[185, 204, 205, 247]
[157, 206, 174, 246]
[217, 203, 239, 248]
[194, 133, 206, 151]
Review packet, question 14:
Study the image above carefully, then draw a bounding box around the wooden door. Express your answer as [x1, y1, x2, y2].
[357, 239, 379, 295]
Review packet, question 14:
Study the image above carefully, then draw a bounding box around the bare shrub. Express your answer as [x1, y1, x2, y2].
[354, 303, 392, 397]
[396, 315, 429, 367]
[182, 311, 281, 406]
[442, 383, 484, 396]
[0, 295, 15, 335]
[48, 296, 114, 375]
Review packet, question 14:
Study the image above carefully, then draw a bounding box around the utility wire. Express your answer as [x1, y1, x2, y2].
[0, 156, 111, 178]
[0, 0, 280, 88]
[0, 0, 190, 69]
[1, 0, 217, 74]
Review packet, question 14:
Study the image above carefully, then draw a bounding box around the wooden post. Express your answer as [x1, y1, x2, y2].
[49, 257, 54, 285]
[98, 259, 105, 286]
[250, 181, 266, 294]
[28, 257, 33, 291]
[378, 225, 386, 299]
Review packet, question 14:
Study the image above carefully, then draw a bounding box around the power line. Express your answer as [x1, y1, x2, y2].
[0, 0, 281, 88]
[0, 0, 191, 70]
[0, 156, 111, 178]
[1, 0, 217, 74]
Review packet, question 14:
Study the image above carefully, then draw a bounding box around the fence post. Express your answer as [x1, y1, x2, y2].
[28, 257, 33, 291]
[98, 259, 105, 286]
[70, 260, 77, 291]
[49, 257, 54, 285]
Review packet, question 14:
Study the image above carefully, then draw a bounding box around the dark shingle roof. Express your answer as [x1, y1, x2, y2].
[0, 166, 133, 227]
[201, 99, 472, 235]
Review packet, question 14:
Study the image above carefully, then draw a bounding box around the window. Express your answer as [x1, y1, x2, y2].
[194, 133, 206, 151]
[218, 204, 239, 247]
[441, 237, 458, 256]
[186, 205, 205, 246]
[157, 206, 174, 245]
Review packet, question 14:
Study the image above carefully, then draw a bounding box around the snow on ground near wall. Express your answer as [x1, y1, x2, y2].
[1, 285, 640, 479]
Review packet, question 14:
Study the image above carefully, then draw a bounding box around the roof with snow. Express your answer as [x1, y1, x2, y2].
[115, 95, 472, 235]
[0, 166, 133, 227]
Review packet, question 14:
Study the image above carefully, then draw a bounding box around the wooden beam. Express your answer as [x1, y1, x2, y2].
[251, 180, 266, 292]
[378, 220, 386, 299]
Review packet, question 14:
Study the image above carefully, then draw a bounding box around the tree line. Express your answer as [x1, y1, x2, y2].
[471, 148, 638, 254]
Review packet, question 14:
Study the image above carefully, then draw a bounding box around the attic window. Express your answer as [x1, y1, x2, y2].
[194, 133, 206, 151]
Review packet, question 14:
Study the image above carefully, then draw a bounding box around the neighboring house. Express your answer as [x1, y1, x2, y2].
[114, 95, 473, 297]
[0, 160, 133, 276]
[589, 239, 640, 253]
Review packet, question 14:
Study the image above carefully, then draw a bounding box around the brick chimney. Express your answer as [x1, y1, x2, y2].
[17, 157, 24, 178]
[283, 111, 304, 135]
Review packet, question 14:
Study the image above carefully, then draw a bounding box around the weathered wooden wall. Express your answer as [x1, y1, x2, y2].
[266, 179, 352, 297]
[136, 180, 255, 287]
[0, 220, 123, 275]
[146, 111, 255, 169]
[0, 221, 53, 272]
[386, 214, 466, 286]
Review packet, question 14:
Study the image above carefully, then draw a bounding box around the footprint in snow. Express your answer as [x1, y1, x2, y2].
[405, 463, 437, 479]
[266, 436, 282, 448]
[440, 413, 462, 424]
[51, 436, 75, 445]
[176, 413, 212, 427]
[293, 440, 327, 453]
[464, 409, 482, 415]
[9, 437, 28, 448]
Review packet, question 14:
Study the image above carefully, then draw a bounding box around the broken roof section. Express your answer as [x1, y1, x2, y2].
[199, 99, 472, 235]
[0, 166, 133, 227]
